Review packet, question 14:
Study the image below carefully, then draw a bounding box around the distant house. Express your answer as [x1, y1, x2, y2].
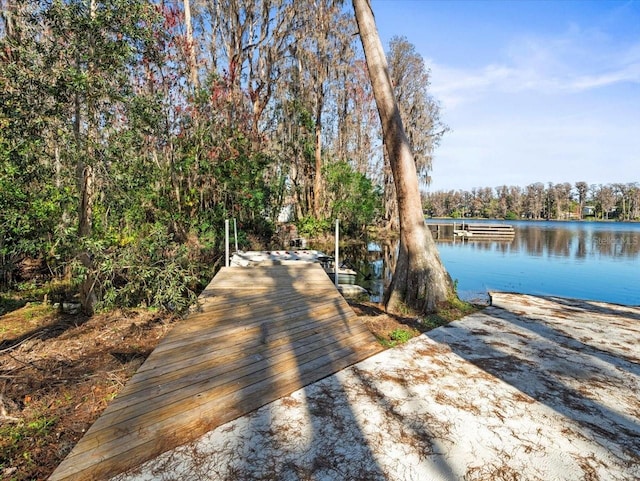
[582, 206, 596, 217]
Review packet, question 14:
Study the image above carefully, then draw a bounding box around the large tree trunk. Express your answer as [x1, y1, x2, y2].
[353, 0, 453, 313]
[183, 0, 199, 89]
[382, 143, 399, 231]
[76, 0, 98, 315]
[313, 94, 324, 217]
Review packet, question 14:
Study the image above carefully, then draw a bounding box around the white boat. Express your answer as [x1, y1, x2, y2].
[325, 267, 357, 285]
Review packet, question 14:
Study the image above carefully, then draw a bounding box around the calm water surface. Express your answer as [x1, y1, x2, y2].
[351, 220, 639, 306]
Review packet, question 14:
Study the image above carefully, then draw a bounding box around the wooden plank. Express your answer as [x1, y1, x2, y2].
[70, 326, 376, 447]
[139, 293, 360, 373]
[100, 313, 371, 413]
[159, 294, 348, 344]
[145, 308, 355, 368]
[50, 340, 382, 481]
[192, 288, 336, 315]
[54, 328, 380, 472]
[49, 264, 383, 481]
[139, 310, 366, 378]
[205, 266, 333, 290]
[149, 308, 356, 364]
[62, 331, 381, 464]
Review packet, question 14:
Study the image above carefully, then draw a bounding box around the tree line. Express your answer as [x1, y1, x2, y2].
[0, 1, 444, 313]
[424, 181, 640, 221]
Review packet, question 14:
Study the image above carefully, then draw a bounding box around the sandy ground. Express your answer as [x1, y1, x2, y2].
[111, 293, 640, 481]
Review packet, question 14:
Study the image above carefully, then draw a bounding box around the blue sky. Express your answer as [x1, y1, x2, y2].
[371, 0, 640, 192]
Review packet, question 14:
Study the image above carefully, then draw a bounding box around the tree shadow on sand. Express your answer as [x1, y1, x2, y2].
[428, 299, 640, 467]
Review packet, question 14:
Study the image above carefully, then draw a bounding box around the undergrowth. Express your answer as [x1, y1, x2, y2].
[353, 295, 483, 349]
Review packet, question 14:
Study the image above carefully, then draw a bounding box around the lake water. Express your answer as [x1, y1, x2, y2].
[348, 220, 640, 306]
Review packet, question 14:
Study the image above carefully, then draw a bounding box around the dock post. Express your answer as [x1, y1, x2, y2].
[225, 219, 230, 267]
[334, 219, 339, 288]
[233, 218, 238, 253]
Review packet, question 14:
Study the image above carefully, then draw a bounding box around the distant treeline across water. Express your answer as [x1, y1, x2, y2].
[424, 181, 639, 221]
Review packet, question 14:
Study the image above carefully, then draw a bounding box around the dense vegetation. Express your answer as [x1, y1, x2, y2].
[424, 181, 640, 220]
[1, 1, 448, 313]
[5, 2, 632, 316]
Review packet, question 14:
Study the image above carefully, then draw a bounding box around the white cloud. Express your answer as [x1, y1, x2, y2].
[429, 29, 640, 110]
[570, 62, 640, 90]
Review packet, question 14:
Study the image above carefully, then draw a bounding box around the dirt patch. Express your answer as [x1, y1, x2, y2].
[0, 304, 178, 481]
[349, 301, 417, 339]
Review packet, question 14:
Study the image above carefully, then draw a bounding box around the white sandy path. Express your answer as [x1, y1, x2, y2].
[112, 293, 640, 481]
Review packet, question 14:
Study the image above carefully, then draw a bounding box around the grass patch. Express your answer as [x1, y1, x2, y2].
[389, 328, 412, 345]
[378, 327, 416, 348]
[20, 303, 56, 321]
[0, 415, 58, 474]
[352, 295, 484, 348]
[390, 328, 412, 343]
[0, 302, 59, 343]
[420, 296, 480, 331]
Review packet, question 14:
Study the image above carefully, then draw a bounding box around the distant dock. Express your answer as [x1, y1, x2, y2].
[427, 223, 515, 241]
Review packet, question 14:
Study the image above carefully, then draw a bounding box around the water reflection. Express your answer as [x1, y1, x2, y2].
[509, 223, 640, 259]
[326, 221, 640, 306]
[434, 222, 640, 260]
[327, 242, 393, 303]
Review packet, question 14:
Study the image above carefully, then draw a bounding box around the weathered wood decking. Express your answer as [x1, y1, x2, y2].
[49, 263, 384, 481]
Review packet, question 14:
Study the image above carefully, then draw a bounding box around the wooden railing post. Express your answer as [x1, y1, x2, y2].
[225, 219, 230, 267]
[335, 219, 339, 287]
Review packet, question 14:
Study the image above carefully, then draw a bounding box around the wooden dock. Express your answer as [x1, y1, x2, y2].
[427, 223, 515, 241]
[49, 263, 384, 481]
[462, 223, 515, 240]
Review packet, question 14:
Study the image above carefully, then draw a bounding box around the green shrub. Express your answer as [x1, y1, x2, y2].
[297, 216, 332, 238]
[389, 328, 412, 343]
[323, 160, 381, 234]
[77, 225, 203, 313]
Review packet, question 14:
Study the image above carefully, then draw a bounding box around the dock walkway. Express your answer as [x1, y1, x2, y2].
[49, 263, 383, 481]
[427, 222, 515, 241]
